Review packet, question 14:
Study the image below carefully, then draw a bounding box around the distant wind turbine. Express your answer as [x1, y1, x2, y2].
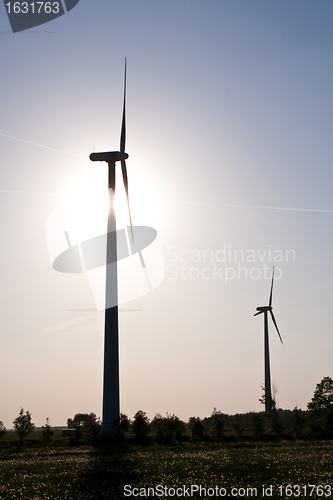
[254, 267, 283, 425]
[89, 59, 132, 434]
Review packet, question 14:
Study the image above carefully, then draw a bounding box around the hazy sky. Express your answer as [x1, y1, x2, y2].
[1, 0, 333, 428]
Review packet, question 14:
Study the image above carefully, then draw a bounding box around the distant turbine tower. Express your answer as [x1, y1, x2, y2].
[89, 60, 132, 434]
[254, 267, 283, 425]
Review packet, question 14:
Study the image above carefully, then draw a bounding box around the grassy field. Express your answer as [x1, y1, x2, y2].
[1, 440, 333, 499]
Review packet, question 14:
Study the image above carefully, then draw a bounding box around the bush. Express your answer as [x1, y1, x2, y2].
[0, 421, 6, 446]
[211, 408, 225, 440]
[232, 414, 244, 440]
[252, 413, 264, 440]
[41, 418, 54, 445]
[132, 411, 150, 441]
[270, 408, 283, 436]
[293, 407, 305, 439]
[189, 417, 205, 440]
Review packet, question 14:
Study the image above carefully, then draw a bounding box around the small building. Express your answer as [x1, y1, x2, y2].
[61, 429, 75, 438]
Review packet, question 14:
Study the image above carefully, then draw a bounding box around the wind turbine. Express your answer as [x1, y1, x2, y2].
[254, 267, 283, 425]
[89, 60, 132, 434]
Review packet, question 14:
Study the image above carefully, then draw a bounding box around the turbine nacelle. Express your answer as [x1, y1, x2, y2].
[90, 151, 129, 163]
[255, 306, 272, 314]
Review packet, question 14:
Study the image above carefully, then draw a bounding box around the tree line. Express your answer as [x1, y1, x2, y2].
[1, 376, 333, 446]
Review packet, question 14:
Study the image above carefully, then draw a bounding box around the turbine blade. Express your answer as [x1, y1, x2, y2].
[121, 159, 133, 242]
[269, 267, 274, 307]
[120, 58, 127, 153]
[254, 311, 263, 316]
[270, 310, 283, 344]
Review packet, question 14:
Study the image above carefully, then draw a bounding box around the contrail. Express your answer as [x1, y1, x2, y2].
[142, 173, 170, 183]
[170, 201, 332, 213]
[0, 132, 86, 159]
[0, 189, 64, 196]
[0, 132, 170, 183]
[0, 133, 327, 210]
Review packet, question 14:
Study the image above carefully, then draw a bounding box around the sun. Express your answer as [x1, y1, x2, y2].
[63, 163, 159, 246]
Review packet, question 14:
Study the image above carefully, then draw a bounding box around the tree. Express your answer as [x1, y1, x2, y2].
[232, 414, 244, 440]
[164, 413, 185, 440]
[13, 408, 35, 446]
[0, 421, 7, 447]
[67, 413, 95, 428]
[259, 383, 277, 419]
[307, 376, 333, 433]
[41, 418, 53, 445]
[151, 413, 185, 441]
[211, 408, 225, 440]
[270, 406, 283, 435]
[67, 413, 101, 444]
[259, 383, 282, 434]
[293, 407, 305, 439]
[116, 413, 131, 438]
[251, 413, 264, 440]
[82, 414, 101, 444]
[326, 405, 333, 433]
[308, 377, 333, 411]
[151, 413, 164, 439]
[189, 417, 205, 440]
[132, 410, 150, 441]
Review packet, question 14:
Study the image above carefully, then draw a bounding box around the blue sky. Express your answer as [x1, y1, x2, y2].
[1, 0, 333, 427]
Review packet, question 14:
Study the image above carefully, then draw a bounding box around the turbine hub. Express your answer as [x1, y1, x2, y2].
[89, 151, 129, 163]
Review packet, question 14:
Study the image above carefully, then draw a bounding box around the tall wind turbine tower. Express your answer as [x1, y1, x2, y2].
[254, 268, 283, 425]
[89, 60, 132, 434]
